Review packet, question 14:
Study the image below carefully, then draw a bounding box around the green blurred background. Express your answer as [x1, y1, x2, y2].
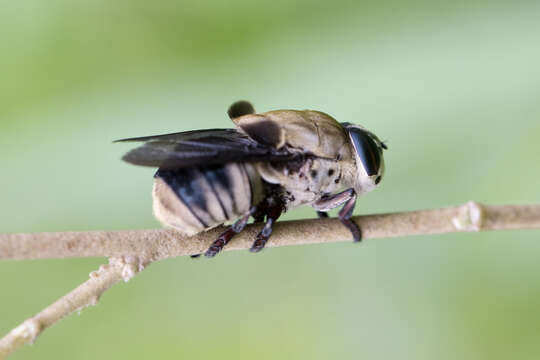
[1, 0, 540, 359]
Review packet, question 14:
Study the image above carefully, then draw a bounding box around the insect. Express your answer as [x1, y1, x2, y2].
[116, 101, 387, 257]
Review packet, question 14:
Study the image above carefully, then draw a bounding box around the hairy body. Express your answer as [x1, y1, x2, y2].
[118, 101, 387, 256]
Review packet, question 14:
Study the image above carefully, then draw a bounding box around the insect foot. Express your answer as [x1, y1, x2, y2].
[338, 191, 362, 243]
[204, 228, 237, 258]
[250, 227, 271, 253]
[204, 213, 251, 258]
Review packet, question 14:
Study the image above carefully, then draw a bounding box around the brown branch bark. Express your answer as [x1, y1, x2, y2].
[2, 202, 540, 261]
[1, 202, 540, 358]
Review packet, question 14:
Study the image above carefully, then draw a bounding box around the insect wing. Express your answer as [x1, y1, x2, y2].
[116, 129, 296, 169]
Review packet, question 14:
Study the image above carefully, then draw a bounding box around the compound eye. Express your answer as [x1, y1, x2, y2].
[348, 128, 381, 176]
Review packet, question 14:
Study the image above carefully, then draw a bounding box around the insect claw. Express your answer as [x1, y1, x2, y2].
[250, 234, 268, 253]
[348, 222, 362, 242]
[190, 254, 201, 259]
[203, 213, 253, 258]
[204, 247, 219, 258]
[337, 191, 362, 243]
[204, 228, 236, 258]
[339, 216, 362, 242]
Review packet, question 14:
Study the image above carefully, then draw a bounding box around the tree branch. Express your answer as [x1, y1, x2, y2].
[2, 202, 540, 261]
[1, 202, 540, 358]
[0, 257, 140, 359]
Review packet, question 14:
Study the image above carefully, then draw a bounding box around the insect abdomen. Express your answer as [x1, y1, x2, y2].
[152, 163, 262, 235]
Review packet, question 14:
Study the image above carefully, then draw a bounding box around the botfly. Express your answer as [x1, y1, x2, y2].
[116, 101, 387, 257]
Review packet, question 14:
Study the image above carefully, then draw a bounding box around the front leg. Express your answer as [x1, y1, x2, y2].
[313, 188, 361, 242]
[337, 191, 361, 242]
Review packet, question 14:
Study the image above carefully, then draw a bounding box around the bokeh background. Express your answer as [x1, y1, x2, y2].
[1, 1, 540, 359]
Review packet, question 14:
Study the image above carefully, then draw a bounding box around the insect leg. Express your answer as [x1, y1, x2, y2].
[313, 189, 354, 211]
[313, 188, 361, 242]
[251, 201, 268, 223]
[337, 191, 361, 243]
[204, 211, 252, 258]
[316, 211, 329, 218]
[250, 202, 283, 253]
[204, 228, 237, 258]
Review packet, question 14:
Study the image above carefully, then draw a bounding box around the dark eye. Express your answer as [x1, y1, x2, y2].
[375, 175, 382, 184]
[348, 128, 381, 176]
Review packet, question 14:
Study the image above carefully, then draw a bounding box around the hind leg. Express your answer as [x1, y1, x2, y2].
[202, 184, 286, 257]
[203, 212, 252, 258]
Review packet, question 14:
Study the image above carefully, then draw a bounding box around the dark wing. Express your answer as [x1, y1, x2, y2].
[115, 128, 298, 169]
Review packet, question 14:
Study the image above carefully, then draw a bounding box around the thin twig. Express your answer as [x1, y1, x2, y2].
[0, 202, 539, 358]
[0, 257, 140, 359]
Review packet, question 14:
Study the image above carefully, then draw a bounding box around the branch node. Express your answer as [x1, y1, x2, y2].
[110, 256, 143, 282]
[88, 296, 100, 307]
[452, 201, 485, 231]
[12, 320, 40, 345]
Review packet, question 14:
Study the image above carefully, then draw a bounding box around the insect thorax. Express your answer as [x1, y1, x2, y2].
[255, 157, 354, 210]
